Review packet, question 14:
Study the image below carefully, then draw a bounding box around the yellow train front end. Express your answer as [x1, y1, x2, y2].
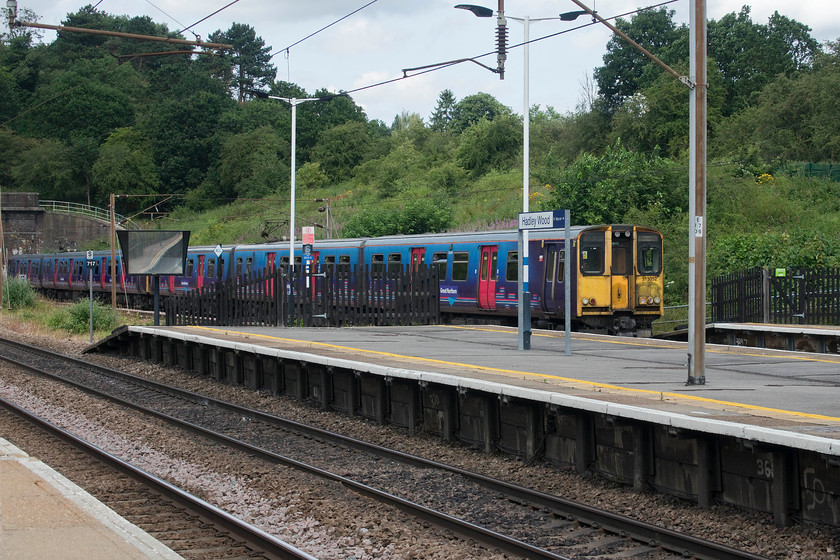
[575, 225, 664, 335]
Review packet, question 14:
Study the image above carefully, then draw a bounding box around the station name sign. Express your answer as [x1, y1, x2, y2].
[518, 210, 566, 230]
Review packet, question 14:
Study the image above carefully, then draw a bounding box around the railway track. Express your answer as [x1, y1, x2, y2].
[0, 336, 769, 560]
[0, 398, 316, 560]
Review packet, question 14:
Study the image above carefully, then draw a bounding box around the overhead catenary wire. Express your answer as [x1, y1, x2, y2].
[271, 0, 379, 59]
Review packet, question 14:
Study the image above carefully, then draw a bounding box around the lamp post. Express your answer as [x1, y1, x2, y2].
[249, 91, 322, 271]
[457, 5, 584, 350]
[315, 198, 331, 239]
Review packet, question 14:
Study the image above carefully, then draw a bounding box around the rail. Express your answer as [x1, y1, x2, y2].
[39, 200, 141, 230]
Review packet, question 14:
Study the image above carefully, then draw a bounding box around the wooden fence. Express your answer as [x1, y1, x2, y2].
[165, 263, 440, 327]
[711, 267, 840, 325]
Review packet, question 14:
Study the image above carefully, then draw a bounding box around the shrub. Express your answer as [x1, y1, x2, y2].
[4, 278, 37, 310]
[47, 300, 122, 335]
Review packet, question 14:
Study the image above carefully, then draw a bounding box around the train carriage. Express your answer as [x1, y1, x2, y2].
[7, 224, 663, 334]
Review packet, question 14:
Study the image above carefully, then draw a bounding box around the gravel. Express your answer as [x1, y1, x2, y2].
[1, 323, 839, 559]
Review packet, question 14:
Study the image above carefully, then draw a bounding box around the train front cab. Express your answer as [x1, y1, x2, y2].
[576, 225, 663, 334]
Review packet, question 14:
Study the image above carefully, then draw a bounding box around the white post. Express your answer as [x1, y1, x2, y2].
[518, 16, 532, 350]
[289, 100, 297, 272]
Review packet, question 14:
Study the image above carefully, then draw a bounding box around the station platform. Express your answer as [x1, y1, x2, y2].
[0, 438, 182, 560]
[120, 324, 840, 453]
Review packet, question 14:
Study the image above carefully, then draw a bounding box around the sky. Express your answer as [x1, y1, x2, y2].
[12, 1, 840, 124]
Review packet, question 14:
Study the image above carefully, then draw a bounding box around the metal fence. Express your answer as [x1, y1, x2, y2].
[39, 200, 141, 230]
[711, 267, 840, 325]
[165, 263, 440, 328]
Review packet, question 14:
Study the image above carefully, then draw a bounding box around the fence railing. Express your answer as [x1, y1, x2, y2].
[711, 266, 840, 325]
[165, 263, 440, 328]
[39, 200, 141, 230]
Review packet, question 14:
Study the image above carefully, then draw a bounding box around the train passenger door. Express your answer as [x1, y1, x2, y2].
[542, 243, 565, 313]
[610, 228, 633, 311]
[478, 246, 498, 310]
[197, 255, 205, 291]
[410, 248, 425, 273]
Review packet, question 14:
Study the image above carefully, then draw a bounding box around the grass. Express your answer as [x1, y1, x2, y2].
[0, 296, 153, 342]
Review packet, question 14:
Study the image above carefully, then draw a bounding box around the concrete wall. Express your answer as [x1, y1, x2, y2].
[1, 193, 112, 255]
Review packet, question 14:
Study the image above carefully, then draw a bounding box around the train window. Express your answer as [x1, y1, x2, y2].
[452, 252, 469, 281]
[371, 254, 385, 275]
[294, 256, 302, 267]
[207, 258, 216, 278]
[324, 255, 336, 271]
[185, 259, 194, 277]
[557, 250, 565, 282]
[235, 257, 243, 277]
[580, 232, 605, 275]
[505, 251, 518, 282]
[637, 232, 662, 275]
[388, 253, 402, 275]
[338, 255, 351, 273]
[245, 257, 253, 276]
[611, 235, 632, 275]
[432, 252, 448, 280]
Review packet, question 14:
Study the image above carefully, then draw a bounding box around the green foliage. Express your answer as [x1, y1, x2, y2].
[4, 278, 37, 310]
[341, 196, 452, 237]
[594, 8, 686, 112]
[537, 140, 684, 224]
[429, 89, 456, 132]
[208, 23, 276, 102]
[456, 114, 522, 175]
[47, 300, 121, 335]
[449, 93, 512, 133]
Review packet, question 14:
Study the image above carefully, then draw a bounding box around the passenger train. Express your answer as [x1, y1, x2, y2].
[7, 224, 664, 334]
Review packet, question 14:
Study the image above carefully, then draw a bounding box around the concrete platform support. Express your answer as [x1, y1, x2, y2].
[543, 408, 577, 468]
[575, 414, 594, 474]
[331, 370, 356, 415]
[359, 374, 386, 424]
[421, 384, 456, 441]
[772, 449, 792, 527]
[191, 345, 208, 376]
[162, 340, 177, 367]
[223, 350, 241, 385]
[208, 347, 225, 382]
[176, 343, 192, 371]
[651, 427, 704, 502]
[457, 391, 496, 454]
[260, 357, 280, 394]
[497, 398, 538, 459]
[387, 379, 420, 432]
[632, 424, 650, 491]
[242, 353, 260, 390]
[282, 361, 306, 400]
[307, 365, 331, 410]
[799, 451, 840, 525]
[593, 416, 635, 484]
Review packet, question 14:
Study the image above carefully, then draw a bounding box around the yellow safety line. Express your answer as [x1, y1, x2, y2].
[183, 325, 840, 423]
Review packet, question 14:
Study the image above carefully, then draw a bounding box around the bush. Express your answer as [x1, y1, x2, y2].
[47, 300, 122, 335]
[4, 278, 37, 310]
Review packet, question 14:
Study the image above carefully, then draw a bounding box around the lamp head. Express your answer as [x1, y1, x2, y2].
[455, 4, 494, 18]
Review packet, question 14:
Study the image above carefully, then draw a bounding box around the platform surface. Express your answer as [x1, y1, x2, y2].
[0, 438, 183, 560]
[132, 324, 840, 450]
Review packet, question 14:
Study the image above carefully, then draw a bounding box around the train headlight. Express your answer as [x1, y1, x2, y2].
[582, 297, 589, 306]
[654, 296, 661, 304]
[589, 298, 596, 306]
[639, 296, 646, 305]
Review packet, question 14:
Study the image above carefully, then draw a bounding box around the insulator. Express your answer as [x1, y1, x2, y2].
[496, 23, 508, 56]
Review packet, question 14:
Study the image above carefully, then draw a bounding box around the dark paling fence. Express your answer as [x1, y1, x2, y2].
[166, 263, 440, 328]
[711, 267, 840, 325]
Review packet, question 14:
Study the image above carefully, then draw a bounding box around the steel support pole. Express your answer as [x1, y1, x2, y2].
[687, 0, 707, 385]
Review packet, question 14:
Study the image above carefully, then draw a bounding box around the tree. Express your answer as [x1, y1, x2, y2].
[456, 114, 522, 175]
[209, 23, 275, 102]
[449, 92, 511, 132]
[215, 126, 287, 198]
[91, 128, 160, 210]
[310, 121, 371, 182]
[429, 89, 456, 132]
[709, 7, 819, 115]
[593, 8, 685, 112]
[538, 140, 683, 224]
